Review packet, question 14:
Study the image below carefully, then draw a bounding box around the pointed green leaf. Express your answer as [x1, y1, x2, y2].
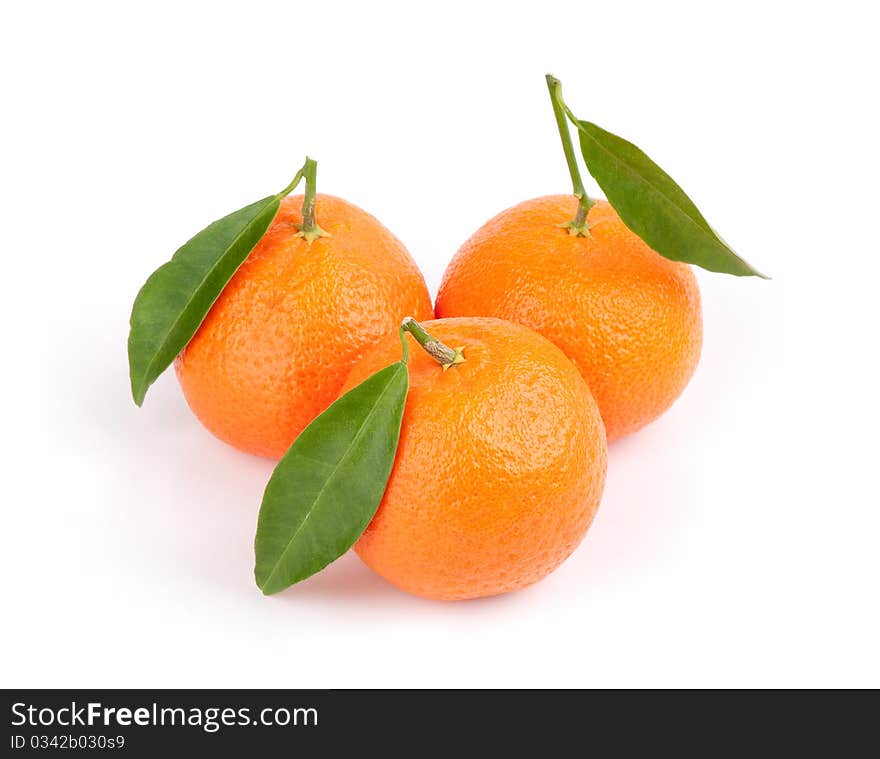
[127, 194, 282, 406]
[576, 120, 767, 278]
[254, 361, 409, 595]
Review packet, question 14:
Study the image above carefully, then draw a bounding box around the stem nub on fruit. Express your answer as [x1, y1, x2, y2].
[546, 74, 594, 237]
[400, 317, 465, 371]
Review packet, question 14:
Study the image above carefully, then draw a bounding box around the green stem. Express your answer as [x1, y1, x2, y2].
[545, 74, 594, 236]
[296, 157, 330, 243]
[400, 317, 465, 370]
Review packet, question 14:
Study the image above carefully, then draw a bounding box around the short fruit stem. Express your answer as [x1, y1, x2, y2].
[546, 74, 594, 237]
[296, 157, 330, 243]
[400, 317, 465, 371]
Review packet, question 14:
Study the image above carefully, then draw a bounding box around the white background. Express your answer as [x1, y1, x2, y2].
[2, 0, 878, 688]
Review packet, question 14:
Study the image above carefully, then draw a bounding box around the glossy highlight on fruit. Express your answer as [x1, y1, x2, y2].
[436, 197, 702, 441]
[176, 194, 433, 458]
[341, 317, 607, 600]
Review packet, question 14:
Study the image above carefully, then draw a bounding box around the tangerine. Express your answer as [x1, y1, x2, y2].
[176, 194, 433, 458]
[436, 197, 702, 440]
[342, 316, 607, 600]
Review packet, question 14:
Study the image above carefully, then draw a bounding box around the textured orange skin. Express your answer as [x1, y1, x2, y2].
[342, 317, 607, 601]
[435, 197, 702, 441]
[175, 194, 433, 459]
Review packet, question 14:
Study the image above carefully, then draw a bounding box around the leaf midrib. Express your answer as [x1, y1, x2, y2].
[136, 198, 276, 395]
[259, 364, 403, 591]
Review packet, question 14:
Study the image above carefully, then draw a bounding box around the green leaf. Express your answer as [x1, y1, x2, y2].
[575, 120, 767, 278]
[254, 361, 409, 595]
[128, 193, 283, 406]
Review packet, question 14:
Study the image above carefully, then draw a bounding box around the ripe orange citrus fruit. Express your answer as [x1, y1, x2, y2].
[341, 316, 607, 600]
[435, 196, 702, 441]
[175, 194, 433, 459]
